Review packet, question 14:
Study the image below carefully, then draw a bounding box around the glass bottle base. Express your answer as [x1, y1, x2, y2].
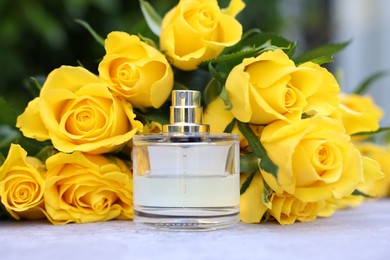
[134, 206, 240, 231]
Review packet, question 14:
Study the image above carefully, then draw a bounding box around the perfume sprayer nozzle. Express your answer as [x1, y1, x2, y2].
[163, 90, 210, 133]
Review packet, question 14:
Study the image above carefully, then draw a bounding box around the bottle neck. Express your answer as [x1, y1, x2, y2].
[163, 90, 209, 134]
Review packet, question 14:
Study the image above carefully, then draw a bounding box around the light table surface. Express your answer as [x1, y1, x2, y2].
[1, 199, 390, 260]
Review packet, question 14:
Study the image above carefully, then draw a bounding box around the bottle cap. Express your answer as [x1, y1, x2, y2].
[163, 90, 210, 133]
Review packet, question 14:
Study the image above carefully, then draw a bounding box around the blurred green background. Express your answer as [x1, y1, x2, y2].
[0, 0, 331, 156]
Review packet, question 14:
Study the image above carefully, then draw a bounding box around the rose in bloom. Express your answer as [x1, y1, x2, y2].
[160, 0, 245, 70]
[260, 115, 363, 202]
[239, 172, 326, 225]
[44, 151, 133, 224]
[239, 172, 269, 223]
[325, 156, 383, 210]
[99, 32, 174, 108]
[0, 144, 46, 220]
[226, 49, 340, 124]
[319, 151, 386, 215]
[355, 142, 390, 198]
[16, 66, 143, 154]
[268, 193, 326, 225]
[338, 93, 383, 135]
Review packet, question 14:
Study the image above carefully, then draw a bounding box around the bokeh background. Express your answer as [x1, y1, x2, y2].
[1, 0, 389, 152]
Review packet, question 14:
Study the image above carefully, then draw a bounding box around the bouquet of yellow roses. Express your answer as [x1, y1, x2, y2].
[1, 0, 390, 225]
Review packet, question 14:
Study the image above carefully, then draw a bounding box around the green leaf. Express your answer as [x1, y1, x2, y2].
[351, 127, 390, 137]
[240, 28, 263, 42]
[221, 28, 262, 54]
[139, 0, 162, 36]
[35, 145, 57, 163]
[261, 178, 273, 206]
[240, 171, 257, 195]
[77, 60, 85, 68]
[223, 31, 297, 57]
[354, 70, 388, 95]
[352, 189, 374, 198]
[261, 211, 271, 223]
[203, 77, 223, 106]
[382, 128, 390, 143]
[29, 77, 43, 91]
[251, 33, 297, 57]
[207, 62, 226, 83]
[240, 153, 259, 173]
[237, 121, 278, 178]
[304, 56, 334, 66]
[200, 44, 270, 73]
[294, 41, 350, 65]
[219, 87, 232, 110]
[23, 76, 44, 97]
[224, 118, 237, 133]
[74, 19, 104, 47]
[137, 33, 158, 49]
[301, 111, 315, 119]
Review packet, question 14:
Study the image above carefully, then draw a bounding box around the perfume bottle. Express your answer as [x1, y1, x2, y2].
[132, 90, 240, 231]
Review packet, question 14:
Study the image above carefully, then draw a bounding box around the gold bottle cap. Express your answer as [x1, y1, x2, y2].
[163, 90, 210, 133]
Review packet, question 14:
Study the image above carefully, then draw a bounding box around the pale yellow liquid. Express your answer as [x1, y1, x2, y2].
[133, 174, 240, 209]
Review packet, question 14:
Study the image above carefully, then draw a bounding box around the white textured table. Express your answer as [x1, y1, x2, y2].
[1, 199, 390, 260]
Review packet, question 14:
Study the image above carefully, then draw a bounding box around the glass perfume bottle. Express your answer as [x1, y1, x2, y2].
[132, 90, 240, 231]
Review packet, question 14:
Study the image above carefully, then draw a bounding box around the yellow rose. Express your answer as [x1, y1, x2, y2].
[160, 0, 245, 70]
[203, 97, 251, 149]
[355, 142, 390, 197]
[17, 66, 143, 154]
[261, 115, 363, 202]
[268, 193, 326, 225]
[317, 198, 338, 218]
[99, 32, 174, 108]
[320, 155, 384, 211]
[226, 49, 340, 124]
[239, 172, 269, 223]
[203, 97, 235, 134]
[44, 151, 133, 224]
[0, 144, 46, 220]
[14, 97, 49, 141]
[338, 93, 383, 135]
